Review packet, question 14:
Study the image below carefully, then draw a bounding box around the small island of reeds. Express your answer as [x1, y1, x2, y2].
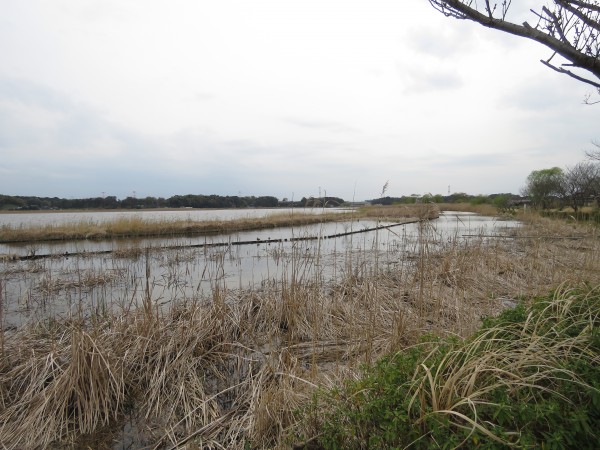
[0, 204, 439, 244]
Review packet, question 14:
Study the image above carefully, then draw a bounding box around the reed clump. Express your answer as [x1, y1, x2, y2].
[359, 203, 440, 221]
[1, 210, 600, 448]
[36, 270, 123, 294]
[0, 321, 126, 447]
[437, 202, 501, 216]
[309, 283, 600, 448]
[0, 213, 348, 243]
[0, 205, 434, 244]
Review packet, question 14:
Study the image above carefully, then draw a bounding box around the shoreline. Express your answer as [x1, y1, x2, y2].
[0, 206, 351, 215]
[0, 204, 439, 244]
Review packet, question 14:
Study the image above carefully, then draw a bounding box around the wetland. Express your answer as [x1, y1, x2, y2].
[2, 204, 598, 449]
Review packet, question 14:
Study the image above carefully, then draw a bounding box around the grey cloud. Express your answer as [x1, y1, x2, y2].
[0, 78, 170, 196]
[428, 152, 512, 169]
[500, 77, 576, 112]
[284, 117, 360, 134]
[498, 77, 597, 160]
[408, 26, 476, 59]
[0, 78, 122, 153]
[394, 158, 529, 195]
[0, 78, 74, 112]
[402, 68, 463, 93]
[193, 92, 215, 102]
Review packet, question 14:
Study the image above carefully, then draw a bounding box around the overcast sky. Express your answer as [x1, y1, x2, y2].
[1, 0, 598, 201]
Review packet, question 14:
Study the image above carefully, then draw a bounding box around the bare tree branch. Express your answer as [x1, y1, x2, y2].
[556, 0, 600, 32]
[562, 0, 600, 15]
[429, 1, 600, 95]
[586, 140, 600, 159]
[541, 57, 600, 88]
[542, 6, 570, 43]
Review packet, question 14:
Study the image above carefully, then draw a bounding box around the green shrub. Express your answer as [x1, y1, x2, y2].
[306, 284, 600, 449]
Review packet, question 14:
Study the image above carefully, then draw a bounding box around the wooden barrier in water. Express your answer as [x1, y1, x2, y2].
[9, 218, 423, 261]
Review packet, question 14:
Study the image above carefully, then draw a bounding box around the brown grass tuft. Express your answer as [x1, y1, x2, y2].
[1, 211, 599, 447]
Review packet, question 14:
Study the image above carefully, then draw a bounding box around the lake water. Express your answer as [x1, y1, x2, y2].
[0, 207, 347, 227]
[0, 210, 520, 328]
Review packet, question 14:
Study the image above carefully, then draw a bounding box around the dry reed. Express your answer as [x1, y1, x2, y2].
[407, 283, 600, 446]
[437, 202, 500, 216]
[0, 205, 434, 244]
[0, 209, 599, 448]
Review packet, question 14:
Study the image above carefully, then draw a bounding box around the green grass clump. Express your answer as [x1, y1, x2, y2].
[304, 284, 600, 449]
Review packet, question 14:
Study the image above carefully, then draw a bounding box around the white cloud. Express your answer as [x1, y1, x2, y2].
[0, 0, 597, 201]
[402, 68, 463, 93]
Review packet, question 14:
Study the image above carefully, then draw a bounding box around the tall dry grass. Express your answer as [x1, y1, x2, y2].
[0, 210, 599, 448]
[437, 202, 500, 216]
[358, 203, 440, 221]
[308, 282, 600, 448]
[0, 205, 435, 244]
[411, 283, 600, 430]
[0, 213, 342, 243]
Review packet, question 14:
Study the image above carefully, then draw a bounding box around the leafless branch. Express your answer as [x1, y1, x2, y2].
[562, 0, 600, 15]
[542, 6, 570, 43]
[428, 0, 600, 100]
[556, 0, 600, 33]
[541, 58, 600, 88]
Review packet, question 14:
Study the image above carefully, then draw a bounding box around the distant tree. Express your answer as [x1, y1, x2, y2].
[470, 194, 490, 205]
[586, 140, 600, 160]
[561, 161, 600, 210]
[167, 195, 183, 208]
[228, 196, 247, 208]
[0, 195, 26, 209]
[120, 196, 141, 209]
[429, 1, 600, 101]
[304, 197, 321, 207]
[421, 193, 445, 203]
[523, 167, 565, 209]
[322, 196, 344, 207]
[102, 196, 119, 208]
[492, 194, 515, 213]
[254, 196, 279, 207]
[448, 192, 470, 203]
[136, 196, 157, 208]
[373, 196, 394, 205]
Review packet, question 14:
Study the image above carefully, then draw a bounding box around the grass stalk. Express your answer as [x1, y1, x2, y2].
[1, 208, 599, 447]
[0, 206, 436, 244]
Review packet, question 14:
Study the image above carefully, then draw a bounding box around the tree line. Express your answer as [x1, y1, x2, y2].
[0, 194, 346, 211]
[523, 158, 600, 211]
[370, 192, 524, 208]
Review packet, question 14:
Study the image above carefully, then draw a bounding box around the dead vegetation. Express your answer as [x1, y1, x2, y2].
[0, 205, 435, 244]
[0, 209, 599, 448]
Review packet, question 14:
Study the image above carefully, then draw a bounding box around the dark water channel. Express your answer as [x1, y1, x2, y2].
[0, 212, 519, 329]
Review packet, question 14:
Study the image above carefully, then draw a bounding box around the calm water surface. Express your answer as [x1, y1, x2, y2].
[0, 207, 347, 227]
[0, 211, 520, 328]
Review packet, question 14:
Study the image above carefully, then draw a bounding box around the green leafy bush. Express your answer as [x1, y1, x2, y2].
[305, 284, 600, 449]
